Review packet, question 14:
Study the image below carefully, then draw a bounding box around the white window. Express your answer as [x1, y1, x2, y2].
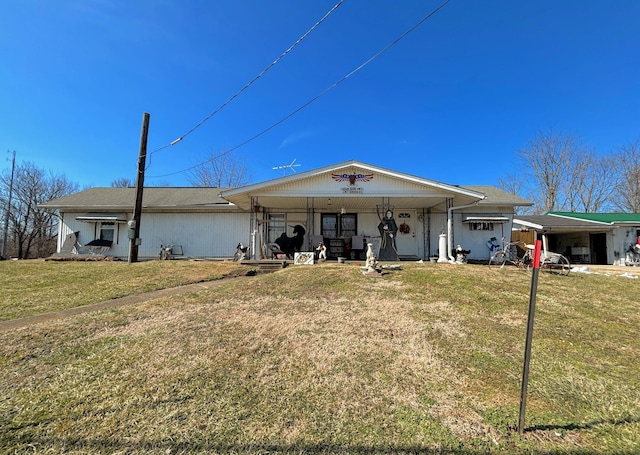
[321, 213, 357, 238]
[268, 214, 286, 243]
[468, 222, 494, 231]
[99, 222, 115, 242]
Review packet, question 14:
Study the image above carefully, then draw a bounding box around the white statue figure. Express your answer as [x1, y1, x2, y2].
[366, 242, 379, 273]
[316, 242, 327, 261]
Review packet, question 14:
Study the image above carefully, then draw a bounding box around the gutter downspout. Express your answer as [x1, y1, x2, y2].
[447, 201, 481, 262]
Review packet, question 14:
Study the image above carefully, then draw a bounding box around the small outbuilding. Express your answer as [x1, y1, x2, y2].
[513, 212, 640, 266]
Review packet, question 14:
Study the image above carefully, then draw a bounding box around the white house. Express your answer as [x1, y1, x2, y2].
[41, 160, 532, 261]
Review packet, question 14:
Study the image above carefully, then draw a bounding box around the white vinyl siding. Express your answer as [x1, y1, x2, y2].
[59, 211, 249, 260]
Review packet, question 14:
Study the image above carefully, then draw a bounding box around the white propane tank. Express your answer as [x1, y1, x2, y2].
[438, 233, 449, 263]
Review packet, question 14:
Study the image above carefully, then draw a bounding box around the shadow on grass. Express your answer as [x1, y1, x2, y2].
[6, 436, 638, 455]
[525, 415, 640, 433]
[4, 437, 461, 455]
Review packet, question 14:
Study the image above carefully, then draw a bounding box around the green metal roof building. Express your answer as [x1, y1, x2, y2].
[514, 212, 640, 266]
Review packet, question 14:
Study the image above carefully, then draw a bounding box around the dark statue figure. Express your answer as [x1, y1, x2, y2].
[377, 209, 398, 261]
[274, 224, 306, 259]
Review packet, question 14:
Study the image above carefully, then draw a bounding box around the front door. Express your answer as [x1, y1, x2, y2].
[394, 210, 417, 257]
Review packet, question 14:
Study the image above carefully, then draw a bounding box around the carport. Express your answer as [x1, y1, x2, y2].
[513, 215, 612, 265]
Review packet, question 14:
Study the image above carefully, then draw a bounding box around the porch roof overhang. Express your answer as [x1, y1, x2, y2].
[547, 211, 640, 225]
[513, 215, 613, 234]
[225, 194, 483, 212]
[220, 161, 486, 211]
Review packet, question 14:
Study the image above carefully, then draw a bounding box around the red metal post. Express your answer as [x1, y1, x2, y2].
[518, 239, 542, 433]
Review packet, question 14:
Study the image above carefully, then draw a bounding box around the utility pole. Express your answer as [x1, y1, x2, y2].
[128, 113, 150, 263]
[2, 150, 16, 259]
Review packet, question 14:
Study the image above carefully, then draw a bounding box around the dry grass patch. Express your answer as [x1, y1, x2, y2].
[1, 262, 639, 454]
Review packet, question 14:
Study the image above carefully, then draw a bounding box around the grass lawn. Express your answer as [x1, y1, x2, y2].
[0, 259, 248, 321]
[1, 260, 639, 454]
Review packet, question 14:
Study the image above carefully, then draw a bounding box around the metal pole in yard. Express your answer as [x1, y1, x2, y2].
[518, 239, 542, 433]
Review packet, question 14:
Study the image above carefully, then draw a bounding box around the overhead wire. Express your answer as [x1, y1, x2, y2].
[147, 0, 344, 162]
[149, 0, 452, 179]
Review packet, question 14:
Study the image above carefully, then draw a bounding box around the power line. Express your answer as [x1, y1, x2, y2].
[148, 0, 344, 159]
[149, 0, 452, 179]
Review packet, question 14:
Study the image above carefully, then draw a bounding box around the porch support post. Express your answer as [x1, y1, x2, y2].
[250, 196, 258, 260]
[425, 208, 430, 260]
[306, 197, 312, 250]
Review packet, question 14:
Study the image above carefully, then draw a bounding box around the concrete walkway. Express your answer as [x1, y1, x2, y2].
[0, 276, 248, 332]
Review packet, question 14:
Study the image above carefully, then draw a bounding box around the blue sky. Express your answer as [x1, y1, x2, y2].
[2, 0, 639, 189]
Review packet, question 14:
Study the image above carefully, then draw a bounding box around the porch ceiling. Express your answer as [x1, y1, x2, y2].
[246, 195, 475, 212]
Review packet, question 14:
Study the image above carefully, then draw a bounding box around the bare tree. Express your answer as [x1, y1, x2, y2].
[612, 137, 640, 212]
[575, 153, 617, 212]
[517, 129, 582, 212]
[562, 149, 592, 212]
[188, 151, 252, 188]
[111, 177, 135, 187]
[497, 172, 532, 215]
[0, 161, 78, 258]
[508, 128, 614, 214]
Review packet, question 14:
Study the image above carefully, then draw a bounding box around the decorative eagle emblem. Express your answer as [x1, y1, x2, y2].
[331, 173, 374, 186]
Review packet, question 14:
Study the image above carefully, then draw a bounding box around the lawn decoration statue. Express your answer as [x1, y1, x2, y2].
[453, 244, 471, 263]
[316, 241, 327, 261]
[233, 242, 250, 262]
[274, 224, 306, 259]
[377, 209, 398, 261]
[362, 242, 381, 275]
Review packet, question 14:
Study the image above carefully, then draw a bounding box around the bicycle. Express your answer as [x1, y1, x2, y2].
[488, 237, 571, 276]
[538, 250, 571, 275]
[488, 238, 531, 270]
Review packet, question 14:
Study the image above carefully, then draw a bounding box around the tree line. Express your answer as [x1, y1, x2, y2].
[0, 151, 251, 259]
[499, 129, 640, 214]
[0, 162, 78, 259]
